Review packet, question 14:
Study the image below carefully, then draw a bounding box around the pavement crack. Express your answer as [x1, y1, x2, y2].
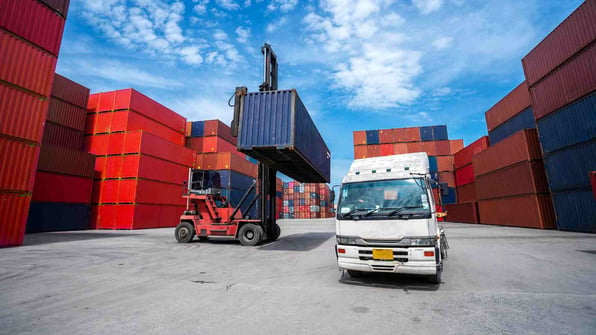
[191, 280, 216, 284]
[225, 283, 235, 291]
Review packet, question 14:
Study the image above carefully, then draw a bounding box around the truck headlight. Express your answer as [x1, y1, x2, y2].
[409, 238, 435, 246]
[336, 236, 358, 245]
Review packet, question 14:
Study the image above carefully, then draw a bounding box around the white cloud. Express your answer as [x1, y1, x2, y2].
[214, 29, 228, 40]
[267, 0, 298, 12]
[235, 26, 250, 43]
[193, 0, 209, 15]
[413, 0, 444, 14]
[216, 0, 240, 10]
[432, 36, 452, 50]
[266, 17, 287, 32]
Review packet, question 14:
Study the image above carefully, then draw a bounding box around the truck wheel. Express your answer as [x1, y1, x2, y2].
[271, 223, 281, 241]
[238, 224, 263, 246]
[428, 266, 442, 284]
[175, 222, 194, 243]
[347, 270, 363, 278]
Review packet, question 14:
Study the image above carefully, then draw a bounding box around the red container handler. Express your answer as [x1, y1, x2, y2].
[203, 120, 237, 144]
[32, 172, 92, 203]
[46, 98, 87, 132]
[95, 155, 188, 185]
[0, 29, 57, 96]
[485, 82, 531, 131]
[91, 204, 184, 229]
[522, 0, 596, 86]
[529, 43, 596, 120]
[455, 164, 475, 186]
[85, 131, 195, 167]
[95, 179, 185, 206]
[51, 73, 89, 108]
[0, 136, 39, 191]
[472, 129, 542, 177]
[454, 136, 489, 169]
[456, 182, 477, 203]
[445, 202, 479, 224]
[42, 121, 84, 150]
[0, 192, 32, 247]
[37, 143, 95, 178]
[0, 82, 48, 142]
[478, 194, 556, 229]
[475, 161, 550, 200]
[0, 0, 65, 56]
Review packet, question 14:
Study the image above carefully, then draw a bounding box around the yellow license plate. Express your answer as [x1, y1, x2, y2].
[372, 249, 393, 260]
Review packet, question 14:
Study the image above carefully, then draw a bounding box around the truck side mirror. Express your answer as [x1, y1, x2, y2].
[330, 190, 335, 203]
[440, 182, 449, 196]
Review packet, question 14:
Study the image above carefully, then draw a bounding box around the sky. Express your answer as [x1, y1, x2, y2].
[57, 0, 584, 186]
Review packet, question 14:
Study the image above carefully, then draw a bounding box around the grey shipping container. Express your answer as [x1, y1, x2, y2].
[237, 89, 330, 183]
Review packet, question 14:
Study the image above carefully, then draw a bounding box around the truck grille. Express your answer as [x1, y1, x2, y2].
[358, 249, 408, 262]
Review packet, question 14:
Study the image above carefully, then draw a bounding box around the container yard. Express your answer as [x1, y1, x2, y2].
[1, 0, 595, 333]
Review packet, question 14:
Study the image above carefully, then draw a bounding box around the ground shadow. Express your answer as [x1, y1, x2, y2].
[258, 232, 334, 252]
[339, 271, 440, 292]
[24, 231, 146, 246]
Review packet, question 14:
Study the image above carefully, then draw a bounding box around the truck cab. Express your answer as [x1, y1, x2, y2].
[335, 152, 447, 284]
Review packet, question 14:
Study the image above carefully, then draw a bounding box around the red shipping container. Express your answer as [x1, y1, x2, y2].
[89, 89, 186, 133]
[455, 164, 475, 186]
[51, 73, 89, 108]
[202, 136, 242, 156]
[485, 82, 532, 131]
[95, 179, 185, 206]
[0, 192, 32, 247]
[378, 129, 394, 144]
[0, 136, 39, 191]
[32, 172, 92, 203]
[195, 152, 258, 177]
[393, 143, 408, 155]
[87, 90, 114, 113]
[379, 144, 393, 156]
[445, 202, 479, 224]
[432, 189, 440, 204]
[530, 43, 596, 119]
[590, 171, 596, 200]
[472, 129, 542, 177]
[185, 121, 192, 137]
[84, 131, 194, 167]
[85, 110, 185, 146]
[0, 82, 48, 142]
[185, 137, 204, 152]
[354, 145, 367, 159]
[454, 136, 489, 169]
[456, 182, 477, 202]
[394, 127, 421, 142]
[478, 194, 556, 229]
[47, 98, 86, 132]
[91, 203, 183, 229]
[38, 143, 95, 178]
[203, 120, 237, 144]
[475, 161, 550, 200]
[42, 121, 83, 150]
[435, 141, 451, 156]
[406, 141, 423, 153]
[439, 171, 456, 188]
[97, 155, 188, 185]
[0, 29, 57, 96]
[449, 139, 464, 155]
[353, 131, 366, 145]
[522, 0, 596, 86]
[366, 145, 381, 157]
[437, 156, 454, 172]
[421, 141, 437, 156]
[0, 0, 65, 56]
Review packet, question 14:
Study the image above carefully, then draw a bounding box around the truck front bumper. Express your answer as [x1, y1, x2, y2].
[337, 245, 438, 275]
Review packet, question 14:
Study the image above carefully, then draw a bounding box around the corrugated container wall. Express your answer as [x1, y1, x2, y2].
[0, 193, 32, 247]
[488, 107, 535, 145]
[0, 137, 39, 191]
[51, 73, 89, 108]
[550, 190, 596, 233]
[238, 90, 330, 183]
[485, 82, 531, 131]
[26, 202, 89, 233]
[38, 0, 70, 18]
[0, 82, 48, 142]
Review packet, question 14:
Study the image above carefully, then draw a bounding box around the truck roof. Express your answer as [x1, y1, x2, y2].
[343, 152, 429, 183]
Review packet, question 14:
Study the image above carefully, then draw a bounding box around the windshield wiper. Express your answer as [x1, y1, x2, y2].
[363, 207, 381, 217]
[341, 208, 370, 218]
[386, 206, 423, 217]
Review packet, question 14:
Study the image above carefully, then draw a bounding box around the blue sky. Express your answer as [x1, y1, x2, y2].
[57, 0, 584, 186]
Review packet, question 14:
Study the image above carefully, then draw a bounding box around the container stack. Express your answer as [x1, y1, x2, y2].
[85, 89, 194, 229]
[445, 136, 489, 223]
[522, 0, 596, 233]
[472, 129, 556, 229]
[27, 74, 96, 233]
[353, 125, 463, 206]
[0, 0, 69, 247]
[281, 182, 334, 219]
[485, 82, 535, 145]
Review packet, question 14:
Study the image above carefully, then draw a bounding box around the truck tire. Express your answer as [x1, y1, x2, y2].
[175, 222, 194, 243]
[238, 224, 263, 246]
[428, 266, 442, 284]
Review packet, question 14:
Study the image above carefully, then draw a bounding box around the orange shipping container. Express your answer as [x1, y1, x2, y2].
[203, 119, 236, 144]
[439, 171, 456, 188]
[202, 136, 244, 157]
[195, 152, 258, 178]
[379, 144, 393, 156]
[393, 143, 408, 155]
[353, 131, 366, 145]
[421, 141, 436, 156]
[478, 194, 556, 229]
[437, 156, 454, 172]
[475, 161, 550, 200]
[485, 82, 531, 131]
[449, 139, 464, 155]
[378, 129, 394, 144]
[366, 145, 381, 157]
[394, 127, 421, 142]
[457, 182, 477, 203]
[435, 141, 451, 156]
[406, 142, 423, 153]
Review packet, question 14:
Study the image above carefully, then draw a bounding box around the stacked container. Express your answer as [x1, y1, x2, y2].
[281, 182, 334, 219]
[0, 0, 69, 246]
[27, 74, 96, 233]
[522, 0, 596, 233]
[485, 82, 535, 145]
[472, 129, 556, 229]
[85, 89, 193, 229]
[353, 125, 463, 206]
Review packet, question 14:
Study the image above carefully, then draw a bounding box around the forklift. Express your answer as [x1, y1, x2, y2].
[174, 44, 281, 246]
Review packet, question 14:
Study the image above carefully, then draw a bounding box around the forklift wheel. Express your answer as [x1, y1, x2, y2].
[175, 222, 195, 243]
[271, 223, 281, 241]
[238, 224, 263, 246]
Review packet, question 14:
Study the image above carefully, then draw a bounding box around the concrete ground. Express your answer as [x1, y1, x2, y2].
[1, 219, 595, 335]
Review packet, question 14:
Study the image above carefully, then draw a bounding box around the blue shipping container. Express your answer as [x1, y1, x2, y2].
[238, 90, 330, 183]
[216, 170, 255, 190]
[537, 92, 596, 154]
[488, 107, 535, 145]
[430, 172, 439, 188]
[366, 130, 379, 144]
[432, 125, 448, 141]
[191, 121, 204, 137]
[420, 126, 433, 141]
[552, 190, 596, 233]
[544, 140, 596, 192]
[441, 187, 457, 205]
[428, 156, 438, 172]
[221, 187, 257, 218]
[26, 202, 90, 233]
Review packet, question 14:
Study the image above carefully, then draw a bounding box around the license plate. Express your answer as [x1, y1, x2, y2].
[372, 249, 393, 260]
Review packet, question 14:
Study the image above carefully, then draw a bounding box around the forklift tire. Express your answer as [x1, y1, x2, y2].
[175, 222, 195, 243]
[238, 224, 263, 246]
[271, 223, 281, 241]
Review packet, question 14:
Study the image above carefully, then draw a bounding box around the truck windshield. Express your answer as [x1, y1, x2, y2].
[337, 178, 430, 219]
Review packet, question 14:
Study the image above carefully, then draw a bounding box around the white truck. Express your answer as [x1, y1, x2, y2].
[335, 152, 448, 284]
